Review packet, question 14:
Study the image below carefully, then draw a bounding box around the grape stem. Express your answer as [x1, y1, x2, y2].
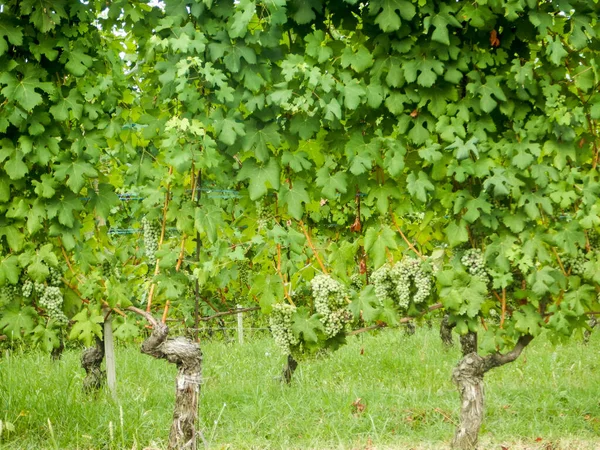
[60, 241, 86, 283]
[551, 247, 568, 276]
[146, 166, 174, 314]
[390, 213, 426, 261]
[276, 244, 294, 305]
[127, 306, 158, 327]
[500, 288, 506, 329]
[298, 220, 328, 274]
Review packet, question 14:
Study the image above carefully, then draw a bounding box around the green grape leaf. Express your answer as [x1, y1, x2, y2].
[365, 225, 397, 268]
[316, 168, 348, 200]
[349, 285, 380, 323]
[237, 158, 280, 200]
[0, 255, 20, 285]
[406, 171, 434, 202]
[69, 309, 104, 347]
[195, 205, 225, 242]
[369, 0, 416, 32]
[279, 181, 310, 220]
[32, 324, 60, 353]
[291, 307, 324, 343]
[0, 306, 36, 339]
[54, 158, 98, 193]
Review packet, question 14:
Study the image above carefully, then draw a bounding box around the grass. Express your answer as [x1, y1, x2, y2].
[1, 325, 599, 449]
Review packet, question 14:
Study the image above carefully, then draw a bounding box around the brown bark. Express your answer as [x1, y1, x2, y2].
[440, 314, 455, 348]
[459, 331, 477, 355]
[451, 335, 533, 450]
[281, 354, 298, 384]
[140, 321, 203, 450]
[81, 337, 105, 392]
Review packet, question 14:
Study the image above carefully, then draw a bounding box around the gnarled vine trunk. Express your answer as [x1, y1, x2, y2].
[451, 353, 485, 449]
[141, 321, 203, 450]
[440, 314, 454, 348]
[281, 354, 298, 384]
[81, 337, 105, 392]
[451, 334, 533, 450]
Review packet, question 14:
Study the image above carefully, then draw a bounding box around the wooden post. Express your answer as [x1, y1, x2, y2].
[237, 305, 244, 345]
[104, 314, 117, 398]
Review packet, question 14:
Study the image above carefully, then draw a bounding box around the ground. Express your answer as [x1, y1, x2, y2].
[0, 324, 599, 449]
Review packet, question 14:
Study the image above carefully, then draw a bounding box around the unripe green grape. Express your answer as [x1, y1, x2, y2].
[39, 285, 68, 325]
[371, 265, 395, 305]
[269, 303, 298, 354]
[461, 249, 490, 284]
[0, 285, 18, 303]
[22, 279, 33, 297]
[238, 259, 250, 286]
[142, 217, 159, 265]
[311, 274, 351, 338]
[563, 252, 586, 276]
[349, 273, 363, 290]
[48, 267, 62, 286]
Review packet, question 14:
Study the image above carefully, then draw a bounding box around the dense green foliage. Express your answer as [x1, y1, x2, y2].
[1, 0, 600, 377]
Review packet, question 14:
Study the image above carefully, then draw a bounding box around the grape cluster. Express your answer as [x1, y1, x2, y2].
[461, 249, 490, 283]
[39, 286, 68, 325]
[588, 230, 600, 250]
[142, 217, 159, 265]
[34, 282, 45, 295]
[563, 252, 586, 276]
[390, 257, 432, 308]
[238, 259, 250, 286]
[102, 260, 112, 278]
[404, 212, 425, 224]
[48, 267, 62, 286]
[22, 279, 33, 297]
[371, 265, 395, 305]
[349, 273, 364, 291]
[255, 200, 274, 230]
[269, 303, 299, 354]
[311, 274, 351, 338]
[371, 258, 433, 309]
[0, 285, 18, 303]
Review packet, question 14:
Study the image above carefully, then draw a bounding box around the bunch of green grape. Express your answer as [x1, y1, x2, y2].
[371, 265, 395, 305]
[390, 257, 432, 308]
[142, 217, 159, 265]
[311, 274, 351, 338]
[269, 303, 299, 354]
[255, 200, 274, 230]
[461, 249, 490, 283]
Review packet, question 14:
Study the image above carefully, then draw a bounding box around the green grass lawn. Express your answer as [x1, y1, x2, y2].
[1, 325, 599, 449]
